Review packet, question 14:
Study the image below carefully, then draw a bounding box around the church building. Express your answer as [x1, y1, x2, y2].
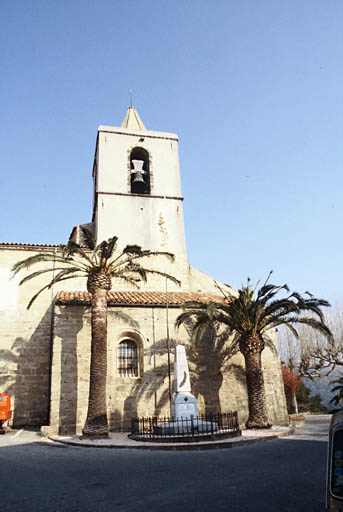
[0, 108, 289, 434]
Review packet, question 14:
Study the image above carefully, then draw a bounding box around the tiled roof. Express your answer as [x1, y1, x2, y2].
[0, 242, 60, 250]
[56, 290, 223, 307]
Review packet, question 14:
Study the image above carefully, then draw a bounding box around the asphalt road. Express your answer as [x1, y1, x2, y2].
[0, 415, 330, 512]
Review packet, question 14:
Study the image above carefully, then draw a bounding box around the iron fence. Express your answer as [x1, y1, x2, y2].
[130, 411, 241, 442]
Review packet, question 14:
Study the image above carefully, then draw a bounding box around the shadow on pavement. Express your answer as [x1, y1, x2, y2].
[0, 432, 329, 512]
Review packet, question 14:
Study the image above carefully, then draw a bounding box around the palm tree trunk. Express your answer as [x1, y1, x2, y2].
[82, 287, 109, 438]
[240, 335, 271, 429]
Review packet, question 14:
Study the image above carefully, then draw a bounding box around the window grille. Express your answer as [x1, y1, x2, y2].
[117, 340, 138, 377]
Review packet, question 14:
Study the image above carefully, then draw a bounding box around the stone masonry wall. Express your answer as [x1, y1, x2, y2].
[0, 246, 86, 426]
[49, 303, 289, 435]
[0, 305, 51, 426]
[0, 248, 52, 426]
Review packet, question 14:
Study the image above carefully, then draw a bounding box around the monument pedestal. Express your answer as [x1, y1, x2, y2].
[171, 392, 198, 420]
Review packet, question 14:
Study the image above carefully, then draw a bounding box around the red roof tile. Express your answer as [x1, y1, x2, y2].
[0, 242, 60, 250]
[55, 290, 223, 307]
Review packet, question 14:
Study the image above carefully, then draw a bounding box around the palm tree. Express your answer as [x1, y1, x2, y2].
[175, 273, 332, 429]
[12, 228, 180, 438]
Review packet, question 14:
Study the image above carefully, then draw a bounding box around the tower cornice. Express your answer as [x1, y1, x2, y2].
[98, 125, 178, 141]
[96, 191, 184, 201]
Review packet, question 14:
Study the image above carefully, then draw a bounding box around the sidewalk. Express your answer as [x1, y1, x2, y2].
[49, 425, 294, 451]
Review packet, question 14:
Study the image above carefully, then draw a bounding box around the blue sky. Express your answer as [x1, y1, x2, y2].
[1, 0, 342, 303]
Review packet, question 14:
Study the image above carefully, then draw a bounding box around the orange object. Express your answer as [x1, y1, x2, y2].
[0, 393, 12, 423]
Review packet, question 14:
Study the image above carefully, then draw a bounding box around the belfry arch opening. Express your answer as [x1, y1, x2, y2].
[130, 147, 150, 194]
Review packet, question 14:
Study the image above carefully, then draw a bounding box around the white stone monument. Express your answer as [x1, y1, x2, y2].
[170, 345, 198, 420]
[154, 345, 218, 435]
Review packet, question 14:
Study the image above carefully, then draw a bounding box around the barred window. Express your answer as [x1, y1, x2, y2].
[117, 340, 138, 377]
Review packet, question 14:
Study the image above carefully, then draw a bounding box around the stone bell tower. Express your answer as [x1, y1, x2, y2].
[90, 107, 189, 288]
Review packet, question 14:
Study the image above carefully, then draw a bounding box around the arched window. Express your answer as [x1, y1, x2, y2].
[130, 147, 150, 194]
[117, 339, 138, 377]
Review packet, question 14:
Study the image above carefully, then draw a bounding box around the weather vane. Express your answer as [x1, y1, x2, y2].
[130, 89, 133, 108]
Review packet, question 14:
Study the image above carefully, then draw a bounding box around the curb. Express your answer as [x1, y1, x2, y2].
[48, 427, 295, 451]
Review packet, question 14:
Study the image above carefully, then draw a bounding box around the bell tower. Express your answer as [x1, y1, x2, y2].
[91, 107, 188, 288]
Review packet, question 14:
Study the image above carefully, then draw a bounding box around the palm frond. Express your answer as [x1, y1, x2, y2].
[190, 316, 213, 344]
[285, 317, 333, 338]
[126, 247, 175, 262]
[65, 240, 82, 255]
[104, 236, 118, 260]
[96, 240, 108, 268]
[99, 236, 118, 265]
[108, 248, 176, 273]
[116, 262, 149, 283]
[123, 244, 144, 256]
[113, 274, 142, 288]
[213, 280, 234, 301]
[257, 284, 289, 303]
[80, 227, 96, 250]
[115, 263, 181, 287]
[26, 273, 84, 309]
[65, 240, 95, 267]
[175, 310, 200, 330]
[271, 321, 299, 338]
[263, 298, 299, 318]
[180, 300, 210, 310]
[18, 266, 81, 286]
[176, 276, 331, 357]
[176, 311, 212, 343]
[14, 233, 181, 312]
[12, 252, 59, 274]
[262, 270, 274, 287]
[48, 268, 84, 286]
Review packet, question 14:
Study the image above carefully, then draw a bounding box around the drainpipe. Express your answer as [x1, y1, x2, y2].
[47, 247, 57, 425]
[165, 277, 172, 405]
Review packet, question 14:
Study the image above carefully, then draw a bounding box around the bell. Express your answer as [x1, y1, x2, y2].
[132, 171, 147, 193]
[131, 159, 147, 194]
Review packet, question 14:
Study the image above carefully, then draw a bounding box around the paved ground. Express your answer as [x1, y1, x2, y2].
[0, 415, 331, 512]
[49, 424, 294, 450]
